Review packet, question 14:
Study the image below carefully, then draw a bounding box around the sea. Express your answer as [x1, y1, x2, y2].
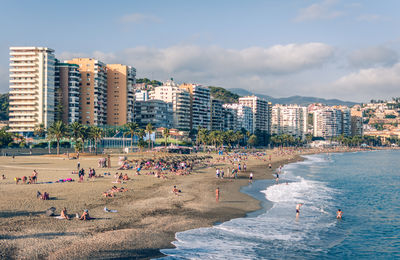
[159, 150, 400, 259]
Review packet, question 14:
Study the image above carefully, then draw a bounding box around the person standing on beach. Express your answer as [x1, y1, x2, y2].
[216, 187, 220, 202]
[77, 161, 80, 170]
[249, 172, 253, 183]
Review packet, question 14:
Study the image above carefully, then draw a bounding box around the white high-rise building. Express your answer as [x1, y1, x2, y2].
[223, 103, 253, 133]
[238, 96, 272, 134]
[272, 105, 308, 139]
[9, 47, 56, 134]
[313, 108, 343, 138]
[152, 80, 191, 130]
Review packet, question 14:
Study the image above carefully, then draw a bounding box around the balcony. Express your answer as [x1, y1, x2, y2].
[10, 62, 37, 67]
[10, 51, 37, 56]
[10, 56, 38, 62]
[10, 73, 38, 78]
[9, 111, 36, 117]
[10, 79, 37, 83]
[9, 95, 37, 100]
[9, 100, 37, 106]
[9, 84, 37, 89]
[9, 117, 36, 122]
[10, 67, 37, 72]
[11, 106, 37, 111]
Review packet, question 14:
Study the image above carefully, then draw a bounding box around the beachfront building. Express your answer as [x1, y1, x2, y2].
[180, 83, 211, 131]
[151, 80, 191, 131]
[106, 64, 136, 126]
[313, 108, 344, 138]
[8, 47, 56, 134]
[211, 99, 224, 131]
[271, 105, 308, 139]
[66, 58, 108, 126]
[351, 108, 363, 136]
[54, 61, 81, 124]
[238, 96, 272, 134]
[134, 100, 173, 129]
[223, 106, 238, 131]
[223, 103, 253, 133]
[135, 89, 149, 101]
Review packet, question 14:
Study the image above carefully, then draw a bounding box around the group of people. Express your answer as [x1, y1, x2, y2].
[37, 191, 50, 200]
[102, 185, 129, 197]
[14, 170, 38, 184]
[59, 208, 91, 220]
[295, 203, 343, 219]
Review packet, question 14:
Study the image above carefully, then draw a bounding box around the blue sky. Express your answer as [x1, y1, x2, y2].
[1, 0, 400, 102]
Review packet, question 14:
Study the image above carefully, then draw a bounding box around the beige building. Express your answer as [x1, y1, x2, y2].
[272, 104, 308, 139]
[66, 58, 107, 125]
[106, 64, 136, 126]
[8, 47, 56, 133]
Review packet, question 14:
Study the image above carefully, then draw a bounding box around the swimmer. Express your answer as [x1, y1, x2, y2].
[296, 203, 303, 218]
[336, 209, 343, 219]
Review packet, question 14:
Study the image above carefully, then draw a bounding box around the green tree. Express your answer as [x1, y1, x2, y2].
[89, 126, 103, 154]
[247, 134, 258, 148]
[34, 123, 46, 138]
[47, 121, 67, 155]
[197, 128, 208, 151]
[163, 128, 170, 148]
[145, 123, 154, 150]
[124, 122, 139, 152]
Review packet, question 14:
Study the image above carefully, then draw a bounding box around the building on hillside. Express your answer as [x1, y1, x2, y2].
[135, 89, 149, 101]
[223, 103, 253, 133]
[180, 83, 211, 130]
[272, 104, 308, 139]
[66, 58, 107, 126]
[134, 100, 172, 129]
[54, 61, 81, 124]
[151, 80, 191, 130]
[9, 47, 56, 134]
[223, 106, 238, 131]
[238, 96, 272, 134]
[106, 64, 136, 126]
[351, 108, 363, 136]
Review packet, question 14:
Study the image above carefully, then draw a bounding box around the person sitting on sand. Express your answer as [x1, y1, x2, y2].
[1, 174, 5, 179]
[37, 191, 42, 199]
[22, 176, 27, 184]
[14, 177, 21, 184]
[60, 207, 70, 219]
[80, 209, 90, 220]
[172, 185, 181, 195]
[41, 192, 50, 200]
[123, 174, 129, 181]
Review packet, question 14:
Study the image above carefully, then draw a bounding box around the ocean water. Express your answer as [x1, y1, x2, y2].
[160, 150, 400, 259]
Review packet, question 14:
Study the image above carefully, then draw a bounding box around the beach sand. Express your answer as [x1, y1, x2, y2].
[0, 148, 356, 259]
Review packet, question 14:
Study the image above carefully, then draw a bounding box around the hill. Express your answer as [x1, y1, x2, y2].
[208, 86, 240, 103]
[229, 88, 357, 107]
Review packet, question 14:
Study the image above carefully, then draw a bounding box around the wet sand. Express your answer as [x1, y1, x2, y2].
[0, 148, 362, 259]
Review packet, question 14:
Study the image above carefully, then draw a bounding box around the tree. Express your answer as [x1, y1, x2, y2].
[0, 127, 13, 148]
[197, 128, 208, 151]
[145, 123, 154, 150]
[136, 129, 146, 152]
[34, 123, 46, 138]
[247, 134, 257, 148]
[89, 126, 103, 154]
[162, 128, 170, 149]
[125, 122, 139, 152]
[47, 121, 67, 155]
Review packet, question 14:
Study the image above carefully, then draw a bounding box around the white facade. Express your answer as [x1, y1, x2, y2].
[135, 90, 149, 101]
[152, 80, 191, 130]
[238, 96, 272, 134]
[9, 47, 56, 133]
[313, 108, 343, 138]
[272, 105, 308, 139]
[223, 103, 253, 133]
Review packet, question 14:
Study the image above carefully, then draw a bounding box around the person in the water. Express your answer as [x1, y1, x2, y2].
[296, 203, 303, 218]
[336, 209, 343, 219]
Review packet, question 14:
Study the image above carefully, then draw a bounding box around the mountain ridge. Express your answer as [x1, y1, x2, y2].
[228, 88, 358, 106]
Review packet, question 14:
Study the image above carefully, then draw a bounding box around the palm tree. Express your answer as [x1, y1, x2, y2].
[136, 129, 146, 152]
[162, 128, 170, 149]
[125, 122, 139, 152]
[34, 123, 46, 138]
[197, 128, 208, 152]
[89, 126, 103, 155]
[79, 125, 89, 152]
[145, 123, 154, 150]
[47, 121, 67, 155]
[247, 134, 257, 148]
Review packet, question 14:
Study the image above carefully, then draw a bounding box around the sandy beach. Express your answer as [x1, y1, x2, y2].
[0, 147, 367, 259]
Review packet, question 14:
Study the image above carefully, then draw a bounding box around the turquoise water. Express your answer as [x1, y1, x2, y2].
[160, 150, 400, 259]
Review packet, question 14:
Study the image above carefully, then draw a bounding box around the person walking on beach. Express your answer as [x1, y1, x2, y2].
[216, 187, 220, 202]
[296, 203, 303, 219]
[249, 172, 253, 183]
[77, 161, 80, 170]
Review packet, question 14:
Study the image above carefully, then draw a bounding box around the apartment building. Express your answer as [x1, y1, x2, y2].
[180, 83, 211, 130]
[351, 108, 363, 136]
[272, 105, 308, 139]
[211, 99, 224, 131]
[66, 58, 107, 125]
[152, 80, 191, 130]
[54, 61, 81, 124]
[9, 47, 56, 133]
[238, 96, 272, 134]
[106, 64, 136, 126]
[134, 100, 173, 129]
[223, 103, 253, 133]
[313, 108, 344, 138]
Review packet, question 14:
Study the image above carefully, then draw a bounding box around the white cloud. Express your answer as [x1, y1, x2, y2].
[356, 14, 387, 22]
[348, 46, 398, 68]
[119, 13, 160, 24]
[333, 63, 400, 100]
[295, 0, 344, 22]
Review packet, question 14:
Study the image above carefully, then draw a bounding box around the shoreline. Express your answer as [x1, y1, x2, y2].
[0, 147, 387, 259]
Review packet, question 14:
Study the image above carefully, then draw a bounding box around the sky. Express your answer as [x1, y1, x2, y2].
[1, 0, 400, 102]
